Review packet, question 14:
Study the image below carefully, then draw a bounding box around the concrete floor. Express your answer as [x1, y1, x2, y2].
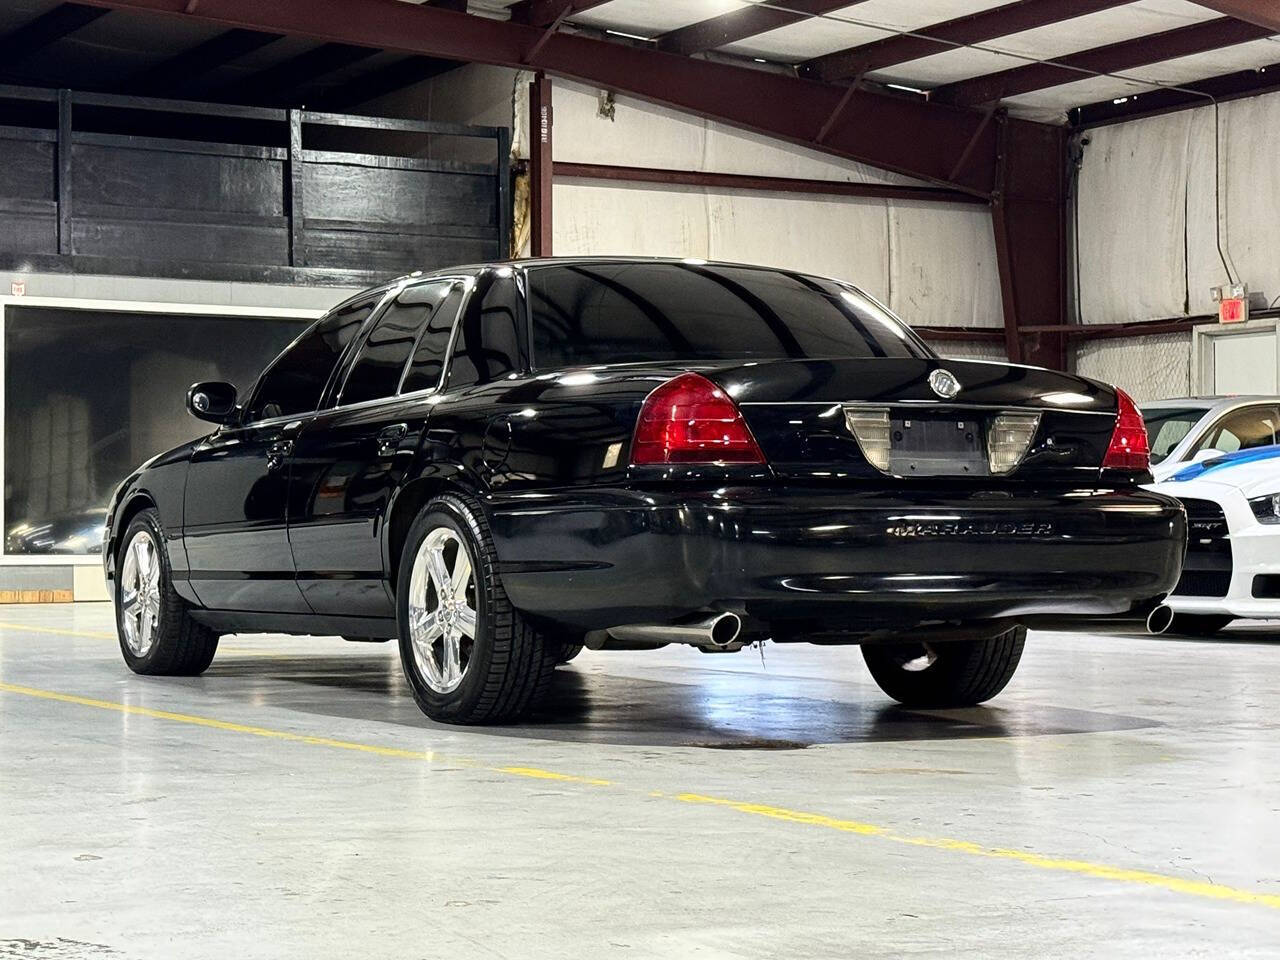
[1, 604, 1279, 959]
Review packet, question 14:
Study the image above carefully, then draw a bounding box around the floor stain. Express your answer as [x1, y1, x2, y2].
[0, 939, 120, 958]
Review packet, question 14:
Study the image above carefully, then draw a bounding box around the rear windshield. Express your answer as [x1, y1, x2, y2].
[528, 262, 931, 369]
[1141, 406, 1207, 464]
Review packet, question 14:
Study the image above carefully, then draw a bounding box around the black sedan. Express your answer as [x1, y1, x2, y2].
[103, 258, 1185, 723]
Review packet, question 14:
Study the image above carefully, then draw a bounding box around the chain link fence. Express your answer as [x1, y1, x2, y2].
[1073, 333, 1192, 402]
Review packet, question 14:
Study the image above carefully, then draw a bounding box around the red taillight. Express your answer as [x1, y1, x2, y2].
[1103, 387, 1149, 470]
[631, 372, 765, 465]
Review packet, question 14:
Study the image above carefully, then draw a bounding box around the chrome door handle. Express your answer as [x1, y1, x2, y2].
[266, 440, 293, 472]
[377, 423, 409, 458]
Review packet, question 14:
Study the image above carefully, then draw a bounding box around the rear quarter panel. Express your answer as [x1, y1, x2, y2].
[442, 369, 664, 492]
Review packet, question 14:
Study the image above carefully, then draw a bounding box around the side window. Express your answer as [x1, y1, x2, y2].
[446, 273, 523, 390]
[247, 299, 374, 421]
[340, 281, 456, 405]
[1196, 407, 1279, 456]
[401, 284, 467, 394]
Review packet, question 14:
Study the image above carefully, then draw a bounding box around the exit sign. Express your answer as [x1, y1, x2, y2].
[1212, 282, 1249, 324]
[1219, 297, 1248, 323]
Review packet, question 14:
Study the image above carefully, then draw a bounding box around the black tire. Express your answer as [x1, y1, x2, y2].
[862, 626, 1026, 708]
[1170, 614, 1233, 636]
[556, 641, 584, 665]
[396, 494, 556, 724]
[114, 508, 219, 676]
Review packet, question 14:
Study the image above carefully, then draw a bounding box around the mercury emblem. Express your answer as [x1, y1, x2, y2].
[928, 368, 961, 400]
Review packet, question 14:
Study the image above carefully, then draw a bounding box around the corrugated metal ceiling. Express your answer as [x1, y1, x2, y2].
[540, 0, 1280, 122]
[3, 1, 1277, 124]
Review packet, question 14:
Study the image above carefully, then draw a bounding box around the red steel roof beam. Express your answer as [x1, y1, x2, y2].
[658, 1, 861, 57]
[510, 0, 610, 28]
[1187, 1, 1280, 33]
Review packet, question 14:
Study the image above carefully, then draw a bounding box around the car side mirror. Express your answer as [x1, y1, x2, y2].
[187, 381, 239, 425]
[1191, 448, 1224, 464]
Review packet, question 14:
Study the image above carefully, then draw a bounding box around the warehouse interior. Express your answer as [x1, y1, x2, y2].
[2, 0, 1279, 955]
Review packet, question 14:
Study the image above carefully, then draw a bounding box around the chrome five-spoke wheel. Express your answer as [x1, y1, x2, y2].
[120, 529, 162, 657]
[408, 526, 478, 694]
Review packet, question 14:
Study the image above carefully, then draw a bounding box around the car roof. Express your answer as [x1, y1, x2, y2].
[386, 256, 866, 288]
[1141, 395, 1280, 411]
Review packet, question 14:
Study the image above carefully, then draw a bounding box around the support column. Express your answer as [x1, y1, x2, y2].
[991, 113, 1069, 370]
[57, 89, 72, 256]
[529, 72, 553, 257]
[287, 108, 305, 267]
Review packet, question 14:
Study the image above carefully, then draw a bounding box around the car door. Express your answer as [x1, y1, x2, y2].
[182, 296, 379, 612]
[287, 278, 468, 617]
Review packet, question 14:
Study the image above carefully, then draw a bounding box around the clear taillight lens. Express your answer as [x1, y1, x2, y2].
[988, 413, 1041, 474]
[1103, 388, 1150, 471]
[630, 372, 765, 465]
[844, 407, 891, 472]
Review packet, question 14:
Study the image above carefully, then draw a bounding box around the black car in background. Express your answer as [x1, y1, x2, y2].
[103, 258, 1185, 724]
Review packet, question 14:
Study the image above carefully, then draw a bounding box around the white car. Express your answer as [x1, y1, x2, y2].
[1148, 445, 1280, 634]
[1143, 396, 1280, 481]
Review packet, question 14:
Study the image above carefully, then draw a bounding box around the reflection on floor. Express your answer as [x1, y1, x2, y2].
[206, 651, 1159, 748]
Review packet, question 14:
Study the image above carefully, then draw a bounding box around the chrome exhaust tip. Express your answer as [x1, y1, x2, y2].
[1146, 604, 1175, 635]
[607, 612, 743, 649]
[707, 612, 742, 647]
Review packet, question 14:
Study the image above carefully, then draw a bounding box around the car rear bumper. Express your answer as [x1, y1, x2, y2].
[487, 484, 1186, 633]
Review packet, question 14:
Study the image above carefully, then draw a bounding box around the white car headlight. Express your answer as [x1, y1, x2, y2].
[1248, 493, 1280, 524]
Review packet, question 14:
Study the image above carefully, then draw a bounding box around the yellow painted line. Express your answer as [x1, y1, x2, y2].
[0, 681, 468, 762]
[496, 766, 611, 786]
[1, 681, 1275, 910]
[674, 794, 1280, 909]
[676, 793, 887, 835]
[0, 681, 616, 791]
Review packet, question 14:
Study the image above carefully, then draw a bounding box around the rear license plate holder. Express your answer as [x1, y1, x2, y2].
[888, 416, 987, 477]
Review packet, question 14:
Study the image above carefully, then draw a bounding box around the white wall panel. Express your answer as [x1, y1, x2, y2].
[553, 181, 1003, 330]
[545, 77, 1004, 330]
[1186, 94, 1280, 317]
[551, 80, 924, 185]
[552, 81, 709, 171]
[1081, 88, 1280, 325]
[706, 192, 890, 299]
[1183, 105, 1223, 319]
[1077, 109, 1192, 325]
[889, 201, 1003, 327]
[1075, 88, 1280, 393]
[552, 181, 711, 258]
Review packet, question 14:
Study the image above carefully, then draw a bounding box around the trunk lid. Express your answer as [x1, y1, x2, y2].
[703, 358, 1121, 483]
